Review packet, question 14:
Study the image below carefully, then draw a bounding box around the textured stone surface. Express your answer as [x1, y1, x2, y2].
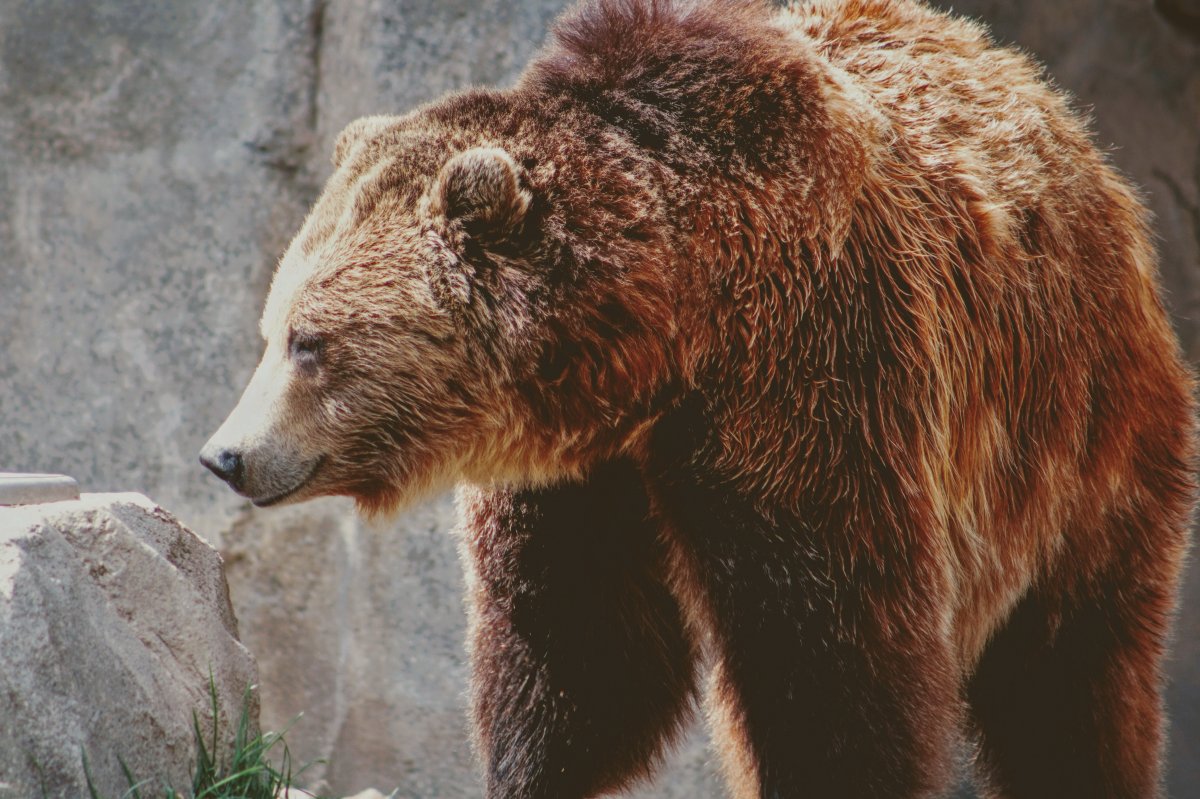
[0, 1, 1195, 797]
[0, 493, 257, 797]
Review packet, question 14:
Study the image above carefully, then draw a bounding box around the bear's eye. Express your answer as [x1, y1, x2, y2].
[289, 331, 324, 371]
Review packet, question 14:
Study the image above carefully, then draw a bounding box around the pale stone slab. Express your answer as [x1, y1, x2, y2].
[0, 472, 80, 505]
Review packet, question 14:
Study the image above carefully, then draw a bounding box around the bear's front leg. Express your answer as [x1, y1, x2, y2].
[657, 483, 961, 799]
[647, 407, 961, 799]
[459, 459, 698, 799]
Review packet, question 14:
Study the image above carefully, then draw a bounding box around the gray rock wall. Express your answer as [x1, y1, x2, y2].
[0, 1, 1195, 797]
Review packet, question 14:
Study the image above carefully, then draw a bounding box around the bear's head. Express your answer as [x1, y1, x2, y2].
[201, 111, 680, 514]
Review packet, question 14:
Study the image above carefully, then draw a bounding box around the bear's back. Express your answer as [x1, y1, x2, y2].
[769, 0, 1192, 665]
[783, 0, 1115, 241]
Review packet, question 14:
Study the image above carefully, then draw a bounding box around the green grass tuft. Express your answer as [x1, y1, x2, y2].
[75, 677, 323, 799]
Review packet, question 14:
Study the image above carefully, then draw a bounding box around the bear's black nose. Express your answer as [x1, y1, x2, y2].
[200, 448, 244, 490]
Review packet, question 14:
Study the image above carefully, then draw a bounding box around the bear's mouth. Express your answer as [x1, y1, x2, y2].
[251, 456, 326, 507]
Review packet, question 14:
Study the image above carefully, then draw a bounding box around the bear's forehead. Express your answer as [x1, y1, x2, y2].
[259, 220, 432, 341]
[257, 121, 462, 341]
[260, 249, 314, 340]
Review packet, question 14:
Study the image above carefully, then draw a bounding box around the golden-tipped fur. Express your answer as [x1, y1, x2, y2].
[209, 0, 1195, 796]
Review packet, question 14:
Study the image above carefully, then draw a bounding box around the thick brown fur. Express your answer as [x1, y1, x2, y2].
[230, 0, 1196, 796]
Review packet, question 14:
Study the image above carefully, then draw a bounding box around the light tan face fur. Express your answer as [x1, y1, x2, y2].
[202, 117, 535, 514]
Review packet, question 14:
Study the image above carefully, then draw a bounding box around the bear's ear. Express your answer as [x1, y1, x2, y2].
[332, 115, 395, 169]
[428, 147, 531, 239]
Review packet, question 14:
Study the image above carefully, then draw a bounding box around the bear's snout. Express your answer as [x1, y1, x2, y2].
[199, 447, 245, 491]
[199, 348, 326, 506]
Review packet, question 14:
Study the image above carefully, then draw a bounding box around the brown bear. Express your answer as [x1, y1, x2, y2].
[200, 0, 1196, 797]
